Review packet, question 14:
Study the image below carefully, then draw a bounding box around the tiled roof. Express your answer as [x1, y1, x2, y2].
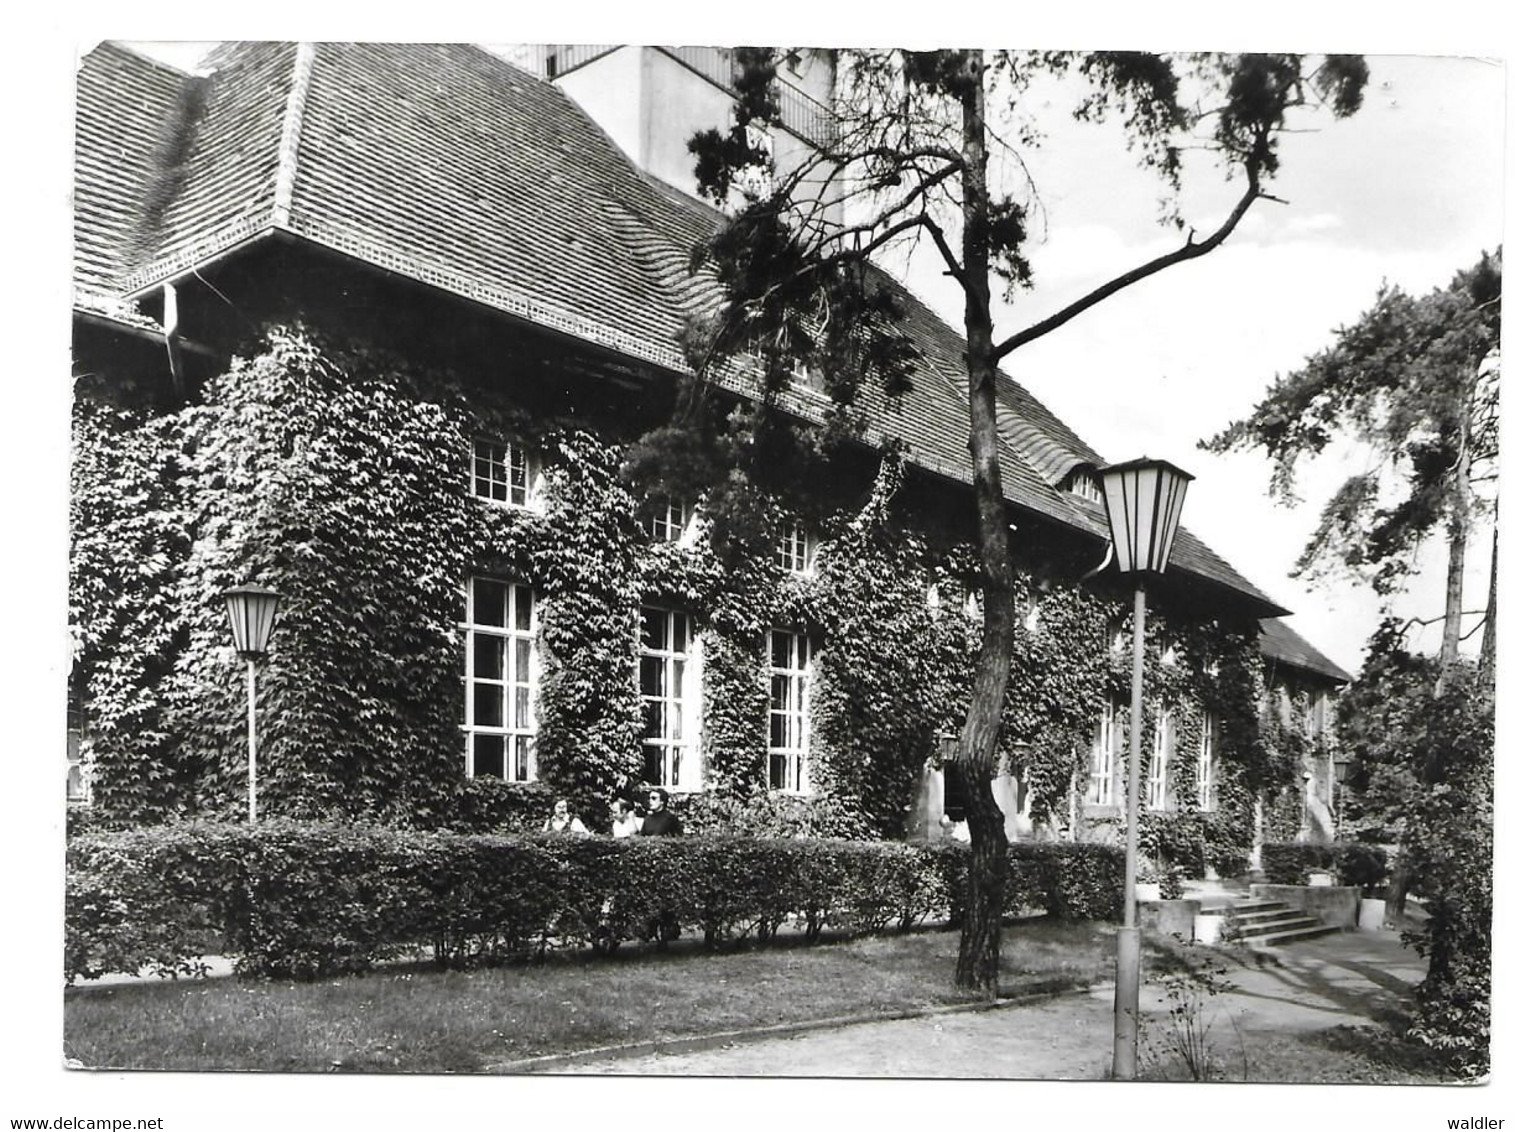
[75, 40, 1288, 616]
[1259, 618, 1353, 684]
[73, 42, 194, 309]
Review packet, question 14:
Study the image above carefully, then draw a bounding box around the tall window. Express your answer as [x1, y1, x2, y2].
[1146, 706, 1172, 810]
[1196, 711, 1217, 811]
[472, 439, 537, 509]
[1307, 689, 1329, 737]
[768, 629, 812, 792]
[640, 606, 698, 788]
[1023, 590, 1042, 633]
[776, 521, 815, 575]
[644, 499, 691, 544]
[66, 694, 89, 804]
[462, 577, 538, 781]
[1089, 700, 1116, 806]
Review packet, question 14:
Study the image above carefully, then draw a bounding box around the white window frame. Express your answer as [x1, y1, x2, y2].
[1089, 700, 1116, 807]
[1196, 710, 1217, 812]
[768, 628, 813, 793]
[1146, 706, 1172, 811]
[461, 577, 539, 782]
[1023, 590, 1042, 633]
[66, 697, 90, 805]
[639, 605, 701, 790]
[645, 498, 697, 546]
[1068, 469, 1103, 501]
[776, 520, 816, 575]
[472, 438, 543, 511]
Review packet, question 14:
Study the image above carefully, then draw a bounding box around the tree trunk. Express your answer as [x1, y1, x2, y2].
[951, 49, 1014, 997]
[1438, 376, 1474, 687]
[1479, 522, 1497, 682]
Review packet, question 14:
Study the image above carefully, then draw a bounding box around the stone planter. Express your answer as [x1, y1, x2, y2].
[1194, 910, 1225, 945]
[1358, 897, 1387, 931]
[1139, 898, 1200, 943]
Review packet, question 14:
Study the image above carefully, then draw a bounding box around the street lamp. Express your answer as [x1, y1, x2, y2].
[1097, 457, 1192, 1081]
[222, 583, 281, 823]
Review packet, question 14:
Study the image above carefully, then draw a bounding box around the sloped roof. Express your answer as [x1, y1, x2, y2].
[1259, 618, 1353, 684]
[74, 40, 1289, 617]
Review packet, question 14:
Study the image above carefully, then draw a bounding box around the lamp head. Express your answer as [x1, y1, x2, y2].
[222, 584, 282, 658]
[1096, 458, 1194, 578]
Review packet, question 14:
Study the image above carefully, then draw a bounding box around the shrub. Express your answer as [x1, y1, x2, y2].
[65, 823, 1127, 982]
[1259, 842, 1336, 885]
[1260, 841, 1388, 889]
[1333, 843, 1389, 892]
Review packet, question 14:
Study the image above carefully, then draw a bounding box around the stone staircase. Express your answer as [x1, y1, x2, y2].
[1226, 895, 1342, 947]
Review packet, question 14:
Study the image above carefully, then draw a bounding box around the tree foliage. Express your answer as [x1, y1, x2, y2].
[667, 47, 1364, 993]
[1205, 251, 1500, 666]
[1334, 629, 1492, 1077]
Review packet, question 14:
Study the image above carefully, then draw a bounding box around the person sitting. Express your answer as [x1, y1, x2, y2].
[609, 797, 642, 838]
[637, 787, 682, 836]
[543, 798, 589, 835]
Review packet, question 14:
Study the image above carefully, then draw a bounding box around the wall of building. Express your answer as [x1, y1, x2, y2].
[553, 48, 650, 174]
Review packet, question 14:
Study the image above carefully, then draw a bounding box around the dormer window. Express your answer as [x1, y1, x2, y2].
[793, 361, 825, 395]
[776, 520, 816, 575]
[645, 498, 693, 544]
[473, 439, 540, 511]
[1067, 468, 1103, 502]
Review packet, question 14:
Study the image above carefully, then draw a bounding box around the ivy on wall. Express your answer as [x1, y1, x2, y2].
[72, 324, 1302, 856]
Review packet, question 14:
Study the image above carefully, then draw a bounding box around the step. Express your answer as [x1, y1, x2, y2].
[1232, 914, 1324, 938]
[1231, 907, 1307, 928]
[1229, 898, 1292, 914]
[1242, 922, 1342, 948]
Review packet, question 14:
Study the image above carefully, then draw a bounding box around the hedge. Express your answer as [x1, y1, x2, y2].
[65, 822, 1124, 982]
[1260, 841, 1390, 890]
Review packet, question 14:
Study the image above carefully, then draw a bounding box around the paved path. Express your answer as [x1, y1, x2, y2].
[542, 930, 1425, 1078]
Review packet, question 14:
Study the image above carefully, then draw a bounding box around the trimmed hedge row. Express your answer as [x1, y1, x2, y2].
[65, 822, 1124, 982]
[1260, 841, 1390, 890]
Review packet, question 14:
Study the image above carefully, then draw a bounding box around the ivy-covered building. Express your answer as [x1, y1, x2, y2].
[69, 42, 1350, 867]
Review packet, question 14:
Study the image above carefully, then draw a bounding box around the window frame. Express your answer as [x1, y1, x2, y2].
[1146, 705, 1173, 811]
[767, 627, 814, 793]
[639, 604, 701, 790]
[776, 520, 816, 575]
[1089, 700, 1116, 807]
[644, 498, 695, 545]
[1196, 710, 1217, 812]
[66, 695, 90, 805]
[1067, 468, 1103, 502]
[471, 438, 542, 511]
[461, 577, 540, 782]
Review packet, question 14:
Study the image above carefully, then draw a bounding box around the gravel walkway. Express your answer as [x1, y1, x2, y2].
[536, 929, 1426, 1078]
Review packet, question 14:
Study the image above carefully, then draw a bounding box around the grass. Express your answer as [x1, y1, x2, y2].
[65, 916, 1118, 1073]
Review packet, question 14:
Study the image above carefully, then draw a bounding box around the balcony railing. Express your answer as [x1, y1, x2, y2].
[517, 45, 837, 148]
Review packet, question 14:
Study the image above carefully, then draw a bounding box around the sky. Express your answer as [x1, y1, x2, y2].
[8, 6, 1511, 1131]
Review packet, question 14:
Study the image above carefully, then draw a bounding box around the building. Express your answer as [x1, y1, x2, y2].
[70, 42, 1350, 863]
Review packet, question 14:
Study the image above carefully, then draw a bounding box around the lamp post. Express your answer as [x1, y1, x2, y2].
[222, 584, 282, 823]
[1096, 457, 1193, 1081]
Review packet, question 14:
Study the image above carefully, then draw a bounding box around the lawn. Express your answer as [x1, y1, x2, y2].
[65, 917, 1118, 1073]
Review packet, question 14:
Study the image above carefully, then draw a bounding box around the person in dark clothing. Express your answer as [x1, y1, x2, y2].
[638, 787, 682, 837]
[636, 787, 682, 945]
